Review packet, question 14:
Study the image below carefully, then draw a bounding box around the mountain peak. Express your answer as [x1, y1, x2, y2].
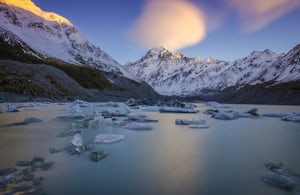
[0, 0, 72, 26]
[148, 46, 169, 55]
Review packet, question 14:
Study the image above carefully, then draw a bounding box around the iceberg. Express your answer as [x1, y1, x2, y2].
[175, 119, 206, 125]
[9, 117, 42, 126]
[72, 99, 90, 107]
[85, 111, 102, 121]
[204, 101, 230, 108]
[7, 103, 19, 112]
[262, 172, 295, 190]
[89, 150, 109, 162]
[127, 113, 147, 120]
[141, 106, 160, 112]
[88, 116, 104, 128]
[123, 122, 153, 130]
[213, 111, 237, 120]
[94, 134, 125, 143]
[159, 107, 199, 113]
[96, 102, 119, 107]
[203, 109, 219, 115]
[262, 113, 288, 118]
[281, 112, 300, 122]
[58, 104, 85, 120]
[71, 134, 83, 147]
[189, 124, 210, 129]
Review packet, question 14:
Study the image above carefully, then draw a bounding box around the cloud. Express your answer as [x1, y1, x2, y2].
[227, 0, 300, 31]
[128, 0, 206, 51]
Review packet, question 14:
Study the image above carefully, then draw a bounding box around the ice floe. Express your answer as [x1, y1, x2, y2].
[8, 117, 42, 126]
[159, 107, 199, 113]
[189, 124, 211, 129]
[71, 134, 83, 147]
[281, 112, 300, 122]
[262, 162, 300, 191]
[96, 102, 119, 107]
[123, 122, 153, 130]
[7, 103, 19, 112]
[175, 119, 206, 125]
[204, 101, 230, 108]
[140, 106, 160, 112]
[212, 111, 237, 120]
[262, 113, 288, 118]
[94, 134, 125, 143]
[71, 99, 90, 107]
[88, 116, 104, 128]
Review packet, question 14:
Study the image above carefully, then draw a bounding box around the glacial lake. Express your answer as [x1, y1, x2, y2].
[0, 102, 299, 195]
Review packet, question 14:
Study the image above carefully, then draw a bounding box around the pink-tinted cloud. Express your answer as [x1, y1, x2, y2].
[128, 0, 206, 51]
[227, 0, 300, 31]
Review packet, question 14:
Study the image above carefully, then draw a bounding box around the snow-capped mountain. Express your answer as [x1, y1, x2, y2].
[126, 45, 300, 96]
[0, 0, 134, 79]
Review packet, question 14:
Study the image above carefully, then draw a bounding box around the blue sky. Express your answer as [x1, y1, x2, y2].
[32, 0, 300, 64]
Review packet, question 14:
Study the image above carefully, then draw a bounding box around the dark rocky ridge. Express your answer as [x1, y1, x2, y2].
[0, 60, 161, 102]
[0, 28, 161, 102]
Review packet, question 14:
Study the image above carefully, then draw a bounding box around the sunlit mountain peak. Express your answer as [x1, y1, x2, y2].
[0, 0, 72, 26]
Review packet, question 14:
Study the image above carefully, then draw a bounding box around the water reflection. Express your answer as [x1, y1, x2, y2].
[0, 103, 299, 195]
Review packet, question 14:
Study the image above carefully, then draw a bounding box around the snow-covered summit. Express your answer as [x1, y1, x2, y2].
[0, 0, 135, 79]
[126, 45, 300, 96]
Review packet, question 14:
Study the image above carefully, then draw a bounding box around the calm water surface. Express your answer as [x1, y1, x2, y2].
[0, 103, 299, 195]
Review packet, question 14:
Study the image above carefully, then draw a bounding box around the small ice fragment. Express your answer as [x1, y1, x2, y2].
[71, 134, 83, 147]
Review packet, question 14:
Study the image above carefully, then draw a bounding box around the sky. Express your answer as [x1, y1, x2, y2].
[32, 0, 300, 64]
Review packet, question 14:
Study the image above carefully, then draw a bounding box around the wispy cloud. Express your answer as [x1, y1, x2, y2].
[227, 0, 300, 31]
[128, 0, 206, 51]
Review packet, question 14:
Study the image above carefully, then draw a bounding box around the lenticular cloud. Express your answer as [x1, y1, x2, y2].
[227, 0, 300, 31]
[128, 0, 206, 51]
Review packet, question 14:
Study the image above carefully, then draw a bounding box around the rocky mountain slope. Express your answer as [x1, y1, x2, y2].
[0, 0, 134, 79]
[0, 29, 160, 102]
[0, 0, 161, 102]
[126, 45, 300, 104]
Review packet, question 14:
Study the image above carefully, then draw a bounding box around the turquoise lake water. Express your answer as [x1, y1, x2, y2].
[0, 102, 299, 195]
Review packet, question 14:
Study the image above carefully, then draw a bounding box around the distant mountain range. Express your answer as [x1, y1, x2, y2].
[126, 45, 300, 104]
[0, 0, 299, 104]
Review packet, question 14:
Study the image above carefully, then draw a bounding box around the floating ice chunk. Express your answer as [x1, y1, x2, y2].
[127, 113, 147, 120]
[159, 107, 199, 113]
[89, 150, 109, 162]
[281, 112, 300, 122]
[22, 102, 37, 107]
[123, 122, 153, 130]
[204, 101, 230, 108]
[85, 111, 102, 121]
[262, 113, 288, 118]
[88, 116, 104, 128]
[203, 109, 218, 115]
[245, 108, 259, 116]
[237, 112, 259, 118]
[96, 102, 119, 107]
[213, 111, 237, 120]
[58, 114, 85, 120]
[69, 104, 82, 114]
[262, 172, 295, 190]
[141, 106, 160, 112]
[204, 101, 219, 106]
[7, 103, 19, 112]
[71, 134, 83, 147]
[8, 117, 42, 126]
[175, 119, 206, 125]
[189, 124, 210, 129]
[94, 134, 125, 143]
[72, 99, 90, 107]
